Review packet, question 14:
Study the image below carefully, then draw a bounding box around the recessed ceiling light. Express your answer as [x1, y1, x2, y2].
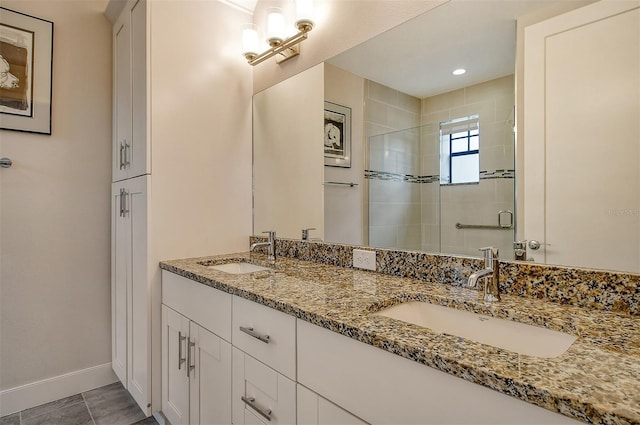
[452, 68, 466, 76]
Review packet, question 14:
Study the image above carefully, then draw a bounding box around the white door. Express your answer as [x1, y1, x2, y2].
[162, 306, 190, 425]
[189, 322, 232, 425]
[127, 175, 149, 413]
[113, 9, 131, 182]
[112, 183, 129, 384]
[129, 0, 148, 179]
[523, 0, 640, 272]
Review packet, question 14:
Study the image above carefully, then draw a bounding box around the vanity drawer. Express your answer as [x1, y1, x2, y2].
[232, 296, 296, 379]
[232, 347, 296, 425]
[162, 271, 232, 342]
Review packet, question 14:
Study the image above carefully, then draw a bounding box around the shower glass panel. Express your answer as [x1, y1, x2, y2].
[367, 117, 515, 258]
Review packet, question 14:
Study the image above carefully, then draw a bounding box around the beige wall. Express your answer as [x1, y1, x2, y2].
[324, 64, 364, 245]
[252, 0, 446, 93]
[149, 0, 253, 259]
[0, 1, 113, 390]
[253, 64, 324, 240]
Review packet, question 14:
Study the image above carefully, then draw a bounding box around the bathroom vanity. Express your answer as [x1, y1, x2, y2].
[159, 248, 639, 425]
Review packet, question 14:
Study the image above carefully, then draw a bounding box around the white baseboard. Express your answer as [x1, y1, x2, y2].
[0, 363, 118, 416]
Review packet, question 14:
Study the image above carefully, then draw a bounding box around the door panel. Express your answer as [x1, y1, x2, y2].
[524, 1, 640, 272]
[128, 176, 149, 412]
[162, 306, 190, 425]
[189, 323, 232, 425]
[112, 184, 128, 384]
[113, 13, 131, 182]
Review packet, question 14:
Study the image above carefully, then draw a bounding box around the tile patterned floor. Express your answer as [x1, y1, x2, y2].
[0, 382, 158, 425]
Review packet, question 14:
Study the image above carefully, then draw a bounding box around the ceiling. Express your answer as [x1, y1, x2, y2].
[223, 0, 258, 14]
[328, 0, 556, 98]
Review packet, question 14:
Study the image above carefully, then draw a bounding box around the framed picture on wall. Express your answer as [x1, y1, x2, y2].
[324, 101, 351, 168]
[0, 7, 53, 135]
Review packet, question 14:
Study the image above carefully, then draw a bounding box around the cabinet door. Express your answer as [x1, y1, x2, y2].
[127, 175, 150, 413]
[189, 322, 232, 425]
[162, 306, 190, 425]
[113, 10, 131, 182]
[111, 183, 130, 384]
[232, 348, 296, 425]
[129, 0, 148, 178]
[297, 384, 368, 425]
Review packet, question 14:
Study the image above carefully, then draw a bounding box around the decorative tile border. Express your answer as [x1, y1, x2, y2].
[364, 170, 427, 184]
[250, 236, 640, 315]
[364, 169, 515, 184]
[480, 169, 515, 179]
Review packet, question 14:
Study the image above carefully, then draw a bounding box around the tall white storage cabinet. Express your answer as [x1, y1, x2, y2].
[108, 0, 253, 416]
[111, 0, 151, 414]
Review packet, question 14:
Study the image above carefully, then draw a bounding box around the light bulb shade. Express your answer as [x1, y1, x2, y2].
[241, 25, 259, 57]
[295, 0, 314, 31]
[266, 9, 285, 46]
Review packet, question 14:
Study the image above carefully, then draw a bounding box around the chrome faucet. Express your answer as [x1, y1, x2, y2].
[250, 231, 276, 262]
[467, 246, 501, 302]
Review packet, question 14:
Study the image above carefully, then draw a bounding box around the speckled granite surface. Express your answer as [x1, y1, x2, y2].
[160, 252, 640, 425]
[251, 237, 640, 315]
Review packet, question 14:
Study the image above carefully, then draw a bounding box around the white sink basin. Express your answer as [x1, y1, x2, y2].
[208, 262, 271, 274]
[374, 301, 577, 358]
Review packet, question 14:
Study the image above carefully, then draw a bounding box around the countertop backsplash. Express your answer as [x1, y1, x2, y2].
[249, 236, 640, 315]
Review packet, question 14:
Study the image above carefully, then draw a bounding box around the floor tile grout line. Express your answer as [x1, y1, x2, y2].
[20, 395, 88, 424]
[81, 393, 97, 425]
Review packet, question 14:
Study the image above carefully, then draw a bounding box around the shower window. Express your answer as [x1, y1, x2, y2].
[440, 115, 480, 185]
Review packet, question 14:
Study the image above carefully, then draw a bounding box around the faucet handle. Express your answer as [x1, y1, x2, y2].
[478, 246, 498, 256]
[478, 246, 498, 265]
[261, 230, 276, 241]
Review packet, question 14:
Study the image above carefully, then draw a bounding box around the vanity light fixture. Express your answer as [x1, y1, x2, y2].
[242, 0, 315, 66]
[452, 68, 467, 76]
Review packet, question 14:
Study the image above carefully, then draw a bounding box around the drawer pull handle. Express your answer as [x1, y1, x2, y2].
[178, 332, 187, 370]
[240, 326, 270, 344]
[241, 396, 272, 422]
[187, 339, 196, 378]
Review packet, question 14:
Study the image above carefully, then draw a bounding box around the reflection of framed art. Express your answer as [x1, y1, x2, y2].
[0, 7, 53, 135]
[324, 101, 351, 168]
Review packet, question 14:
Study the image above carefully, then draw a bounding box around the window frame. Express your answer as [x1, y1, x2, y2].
[439, 115, 480, 185]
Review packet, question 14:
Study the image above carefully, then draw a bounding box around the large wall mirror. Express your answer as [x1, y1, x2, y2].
[253, 0, 640, 275]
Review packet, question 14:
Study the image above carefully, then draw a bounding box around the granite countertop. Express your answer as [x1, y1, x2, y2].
[160, 252, 640, 425]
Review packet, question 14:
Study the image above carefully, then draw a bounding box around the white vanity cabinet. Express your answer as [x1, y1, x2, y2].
[160, 271, 583, 424]
[232, 347, 296, 425]
[297, 384, 368, 425]
[232, 296, 297, 380]
[231, 296, 297, 425]
[297, 320, 581, 425]
[162, 272, 233, 425]
[112, 0, 148, 183]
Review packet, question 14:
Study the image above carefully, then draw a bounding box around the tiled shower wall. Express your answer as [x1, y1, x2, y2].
[421, 75, 515, 256]
[366, 75, 515, 256]
[365, 81, 423, 250]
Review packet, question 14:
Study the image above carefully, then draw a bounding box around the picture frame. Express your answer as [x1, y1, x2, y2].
[0, 7, 53, 135]
[324, 101, 351, 168]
